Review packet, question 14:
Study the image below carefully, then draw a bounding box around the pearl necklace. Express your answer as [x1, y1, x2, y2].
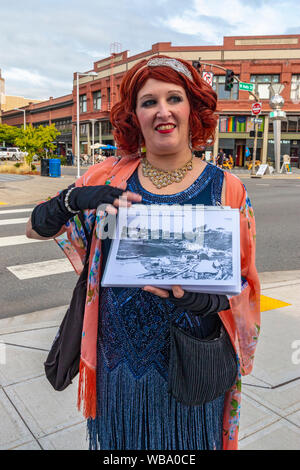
[141, 156, 193, 189]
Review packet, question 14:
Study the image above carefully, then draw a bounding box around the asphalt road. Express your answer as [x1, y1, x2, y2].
[241, 177, 300, 272]
[0, 171, 299, 319]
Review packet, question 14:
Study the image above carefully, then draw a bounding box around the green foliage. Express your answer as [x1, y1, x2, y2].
[59, 155, 67, 166]
[0, 124, 22, 145]
[15, 124, 61, 167]
[14, 162, 21, 168]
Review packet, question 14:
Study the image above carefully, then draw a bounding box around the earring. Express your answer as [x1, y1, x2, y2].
[138, 134, 146, 157]
[188, 131, 193, 151]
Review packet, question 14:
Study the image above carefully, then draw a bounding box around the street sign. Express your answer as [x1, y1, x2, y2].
[239, 82, 254, 92]
[251, 117, 263, 123]
[202, 71, 214, 87]
[252, 102, 262, 115]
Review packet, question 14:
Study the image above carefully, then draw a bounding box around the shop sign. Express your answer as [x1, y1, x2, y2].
[268, 140, 290, 144]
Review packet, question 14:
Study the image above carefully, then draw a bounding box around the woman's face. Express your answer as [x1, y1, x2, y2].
[135, 78, 190, 156]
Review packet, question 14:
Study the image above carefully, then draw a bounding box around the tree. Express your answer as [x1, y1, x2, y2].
[15, 124, 60, 167]
[0, 124, 22, 146]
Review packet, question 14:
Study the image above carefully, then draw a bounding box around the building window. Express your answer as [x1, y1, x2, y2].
[213, 75, 239, 100]
[291, 75, 300, 102]
[287, 116, 298, 132]
[102, 120, 113, 135]
[53, 118, 72, 133]
[80, 124, 87, 135]
[268, 115, 300, 133]
[79, 94, 87, 113]
[250, 75, 280, 99]
[93, 91, 101, 110]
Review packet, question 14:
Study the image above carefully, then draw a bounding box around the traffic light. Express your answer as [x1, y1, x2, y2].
[192, 61, 201, 73]
[225, 69, 234, 91]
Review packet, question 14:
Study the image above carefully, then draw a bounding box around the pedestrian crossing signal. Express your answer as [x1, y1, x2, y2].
[225, 69, 234, 91]
[249, 130, 263, 137]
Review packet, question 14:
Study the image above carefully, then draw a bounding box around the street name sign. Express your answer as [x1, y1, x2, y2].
[252, 102, 262, 115]
[239, 82, 254, 92]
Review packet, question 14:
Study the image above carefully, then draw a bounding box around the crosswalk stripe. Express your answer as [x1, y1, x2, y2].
[0, 235, 46, 247]
[0, 208, 33, 214]
[7, 258, 74, 279]
[0, 218, 28, 225]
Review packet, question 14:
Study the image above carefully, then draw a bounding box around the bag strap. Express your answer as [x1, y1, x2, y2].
[77, 211, 95, 265]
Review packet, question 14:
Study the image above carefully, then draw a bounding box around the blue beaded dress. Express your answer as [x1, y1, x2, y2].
[87, 163, 226, 450]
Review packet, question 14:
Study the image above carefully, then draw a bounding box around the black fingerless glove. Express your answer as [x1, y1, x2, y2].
[68, 185, 124, 211]
[167, 291, 230, 317]
[31, 184, 125, 237]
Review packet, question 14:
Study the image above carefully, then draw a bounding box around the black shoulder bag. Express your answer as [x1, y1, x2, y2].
[44, 213, 94, 391]
[168, 317, 238, 406]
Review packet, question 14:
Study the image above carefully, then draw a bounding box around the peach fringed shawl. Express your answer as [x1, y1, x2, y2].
[55, 156, 260, 450]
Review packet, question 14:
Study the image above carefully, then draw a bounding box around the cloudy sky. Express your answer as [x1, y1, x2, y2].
[1, 0, 300, 101]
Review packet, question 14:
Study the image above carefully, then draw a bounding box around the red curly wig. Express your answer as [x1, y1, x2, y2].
[110, 55, 218, 156]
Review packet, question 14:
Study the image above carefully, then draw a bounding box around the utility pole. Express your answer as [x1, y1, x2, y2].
[251, 119, 259, 175]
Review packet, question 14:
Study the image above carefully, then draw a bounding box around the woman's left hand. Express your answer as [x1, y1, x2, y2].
[142, 285, 185, 299]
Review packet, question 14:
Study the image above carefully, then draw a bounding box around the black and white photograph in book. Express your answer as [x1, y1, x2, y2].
[101, 205, 241, 295]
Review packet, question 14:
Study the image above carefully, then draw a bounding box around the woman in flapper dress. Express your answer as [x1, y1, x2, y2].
[26, 56, 260, 450]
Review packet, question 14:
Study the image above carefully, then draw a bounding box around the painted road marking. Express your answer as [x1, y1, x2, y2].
[0, 208, 33, 214]
[260, 294, 291, 312]
[0, 235, 46, 247]
[7, 258, 73, 280]
[0, 218, 28, 225]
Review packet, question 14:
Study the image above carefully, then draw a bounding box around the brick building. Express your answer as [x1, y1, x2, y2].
[1, 94, 73, 155]
[73, 35, 300, 167]
[2, 34, 300, 166]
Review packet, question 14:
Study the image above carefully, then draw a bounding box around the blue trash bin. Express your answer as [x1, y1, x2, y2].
[49, 158, 61, 177]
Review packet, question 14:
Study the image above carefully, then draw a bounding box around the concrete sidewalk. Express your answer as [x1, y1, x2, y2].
[0, 270, 299, 450]
[0, 173, 76, 206]
[0, 165, 300, 206]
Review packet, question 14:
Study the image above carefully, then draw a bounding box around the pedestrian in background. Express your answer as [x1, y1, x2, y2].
[217, 148, 225, 168]
[26, 55, 260, 451]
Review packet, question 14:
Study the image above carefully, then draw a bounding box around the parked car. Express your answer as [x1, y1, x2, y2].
[6, 147, 26, 161]
[0, 147, 8, 161]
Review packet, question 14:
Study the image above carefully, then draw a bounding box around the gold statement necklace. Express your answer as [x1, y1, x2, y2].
[141, 156, 193, 189]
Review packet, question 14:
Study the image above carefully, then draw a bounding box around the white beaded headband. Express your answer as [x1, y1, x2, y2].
[129, 57, 194, 86]
[147, 57, 193, 81]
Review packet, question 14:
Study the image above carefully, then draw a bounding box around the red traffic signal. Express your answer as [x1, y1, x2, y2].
[225, 69, 234, 91]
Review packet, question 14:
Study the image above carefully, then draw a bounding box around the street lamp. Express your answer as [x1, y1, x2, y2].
[14, 108, 26, 129]
[269, 84, 286, 173]
[89, 119, 97, 166]
[76, 71, 97, 179]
